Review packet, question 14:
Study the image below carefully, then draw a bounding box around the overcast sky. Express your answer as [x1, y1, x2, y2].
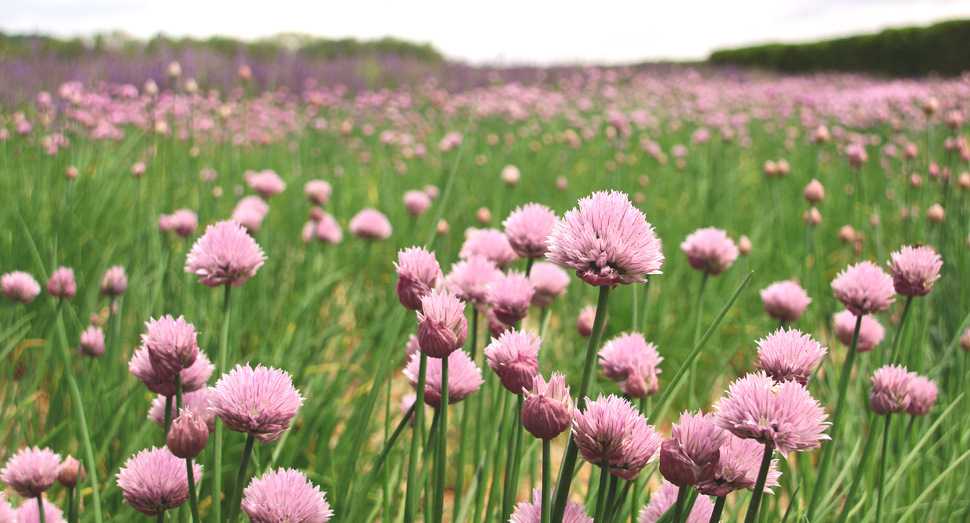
[2, 0, 969, 64]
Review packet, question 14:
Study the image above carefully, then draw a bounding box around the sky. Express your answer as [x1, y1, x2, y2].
[2, 0, 969, 65]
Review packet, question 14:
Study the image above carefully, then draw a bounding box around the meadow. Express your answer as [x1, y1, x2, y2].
[1, 65, 969, 523]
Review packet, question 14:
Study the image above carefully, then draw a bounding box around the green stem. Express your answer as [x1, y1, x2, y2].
[434, 356, 449, 523]
[176, 375, 202, 523]
[876, 414, 892, 523]
[689, 273, 709, 408]
[550, 285, 610, 523]
[594, 461, 612, 523]
[539, 307, 552, 340]
[37, 495, 46, 523]
[671, 485, 688, 523]
[405, 353, 428, 523]
[226, 433, 256, 523]
[542, 440, 552, 523]
[743, 444, 775, 523]
[156, 514, 163, 523]
[66, 487, 74, 523]
[213, 283, 233, 523]
[709, 497, 726, 523]
[604, 475, 618, 523]
[503, 394, 526, 521]
[890, 296, 914, 364]
[525, 257, 535, 277]
[834, 412, 879, 523]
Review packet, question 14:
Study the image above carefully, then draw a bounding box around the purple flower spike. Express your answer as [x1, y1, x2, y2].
[572, 394, 663, 480]
[15, 499, 64, 523]
[2, 271, 41, 303]
[547, 191, 663, 287]
[142, 315, 199, 381]
[511, 488, 593, 523]
[680, 227, 738, 276]
[186, 220, 266, 287]
[869, 365, 916, 415]
[0, 446, 62, 498]
[755, 328, 827, 386]
[242, 469, 334, 523]
[503, 203, 558, 259]
[638, 481, 714, 523]
[760, 280, 812, 323]
[349, 208, 392, 240]
[831, 261, 895, 316]
[404, 350, 483, 408]
[486, 270, 535, 325]
[116, 447, 202, 516]
[599, 332, 664, 398]
[47, 267, 77, 299]
[395, 247, 444, 311]
[714, 372, 830, 457]
[484, 328, 541, 394]
[529, 262, 570, 308]
[888, 245, 943, 297]
[834, 310, 885, 352]
[100, 265, 128, 297]
[209, 364, 304, 443]
[697, 433, 782, 496]
[659, 411, 728, 486]
[446, 256, 502, 306]
[521, 372, 574, 440]
[459, 229, 519, 270]
[905, 376, 939, 416]
[417, 289, 468, 358]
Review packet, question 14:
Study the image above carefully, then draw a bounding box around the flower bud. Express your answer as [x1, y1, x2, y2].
[738, 235, 752, 256]
[927, 204, 945, 224]
[167, 410, 210, 459]
[57, 456, 85, 488]
[521, 373, 573, 440]
[416, 290, 468, 358]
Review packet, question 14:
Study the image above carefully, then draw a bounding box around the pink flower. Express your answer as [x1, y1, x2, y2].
[46, 267, 76, 299]
[349, 208, 392, 240]
[831, 261, 895, 316]
[142, 315, 199, 381]
[231, 196, 270, 234]
[315, 212, 343, 244]
[242, 469, 333, 523]
[395, 247, 444, 311]
[503, 203, 557, 259]
[100, 266, 128, 297]
[57, 456, 85, 488]
[598, 332, 663, 398]
[760, 280, 812, 323]
[304, 180, 332, 205]
[681, 227, 738, 276]
[459, 229, 519, 269]
[403, 190, 432, 217]
[245, 169, 286, 199]
[0, 494, 13, 523]
[638, 481, 714, 523]
[149, 388, 215, 432]
[906, 376, 938, 416]
[572, 394, 663, 480]
[834, 310, 885, 352]
[754, 328, 827, 386]
[486, 270, 535, 325]
[446, 256, 502, 306]
[416, 289, 468, 358]
[0, 447, 61, 497]
[529, 262, 570, 308]
[209, 364, 304, 443]
[116, 447, 202, 515]
[404, 350, 483, 408]
[167, 410, 209, 459]
[521, 373, 574, 440]
[185, 220, 266, 287]
[130, 347, 214, 397]
[485, 329, 541, 394]
[697, 433, 782, 496]
[547, 191, 663, 286]
[659, 411, 727, 486]
[511, 488, 592, 523]
[869, 365, 915, 415]
[887, 245, 943, 297]
[15, 499, 64, 523]
[79, 325, 105, 357]
[576, 305, 597, 338]
[2, 271, 41, 303]
[168, 210, 198, 237]
[501, 164, 521, 186]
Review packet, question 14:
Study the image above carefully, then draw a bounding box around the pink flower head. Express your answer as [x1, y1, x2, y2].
[576, 305, 598, 338]
[404, 350, 483, 408]
[638, 481, 714, 523]
[149, 388, 215, 432]
[459, 229, 519, 270]
[659, 411, 728, 486]
[697, 433, 782, 496]
[209, 364, 304, 443]
[501, 164, 521, 186]
[168, 210, 198, 237]
[57, 456, 85, 488]
[0, 494, 13, 523]
[403, 190, 432, 217]
[754, 328, 827, 386]
[521, 372, 574, 440]
[2, 271, 41, 303]
[242, 469, 333, 523]
[869, 365, 915, 415]
[511, 488, 592, 523]
[304, 180, 332, 205]
[714, 372, 829, 457]
[246, 170, 286, 199]
[100, 266, 128, 297]
[905, 376, 938, 416]
[116, 446, 202, 516]
[185, 220, 266, 287]
[547, 191, 663, 286]
[315, 212, 343, 244]
[887, 245, 943, 297]
[46, 267, 76, 299]
[129, 347, 214, 397]
[598, 332, 663, 398]
[529, 262, 570, 308]
[446, 256, 502, 306]
[0, 446, 61, 497]
[834, 310, 885, 352]
[349, 208, 392, 240]
[681, 227, 738, 276]
[503, 203, 557, 259]
[142, 315, 199, 380]
[231, 196, 270, 234]
[486, 270, 535, 325]
[15, 499, 64, 523]
[395, 247, 444, 311]
[831, 261, 895, 316]
[416, 289, 468, 358]
[485, 328, 541, 394]
[760, 280, 812, 323]
[847, 143, 869, 168]
[79, 325, 105, 357]
[572, 394, 663, 480]
[167, 410, 210, 459]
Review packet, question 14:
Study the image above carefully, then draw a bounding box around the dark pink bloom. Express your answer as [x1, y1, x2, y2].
[484, 328, 541, 394]
[503, 203, 557, 259]
[572, 394, 663, 480]
[598, 332, 663, 398]
[659, 411, 727, 486]
[116, 447, 201, 515]
[486, 270, 535, 325]
[2, 271, 41, 303]
[831, 261, 895, 316]
[148, 388, 214, 432]
[167, 410, 209, 459]
[869, 365, 915, 415]
[395, 247, 443, 311]
[349, 208, 392, 240]
[905, 376, 938, 416]
[511, 488, 592, 523]
[246, 170, 286, 198]
[403, 190, 432, 217]
[681, 227, 738, 276]
[46, 267, 76, 299]
[446, 256, 502, 306]
[130, 347, 214, 397]
[887, 245, 943, 297]
[755, 328, 827, 386]
[142, 315, 199, 381]
[242, 469, 333, 523]
[529, 262, 570, 308]
[416, 289, 468, 358]
[304, 180, 332, 205]
[186, 220, 266, 287]
[0, 447, 61, 497]
[521, 372, 574, 440]
[834, 310, 884, 352]
[638, 481, 714, 523]
[15, 499, 64, 523]
[209, 364, 304, 443]
[760, 280, 812, 323]
[79, 326, 105, 357]
[697, 433, 782, 496]
[547, 191, 663, 286]
[459, 229, 519, 270]
[404, 350, 483, 408]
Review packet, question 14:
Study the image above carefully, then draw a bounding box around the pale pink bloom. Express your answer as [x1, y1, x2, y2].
[46, 267, 76, 299]
[231, 196, 270, 234]
[446, 256, 502, 306]
[246, 170, 286, 198]
[148, 388, 215, 432]
[639, 481, 714, 523]
[529, 262, 570, 308]
[754, 328, 827, 386]
[130, 347, 214, 397]
[404, 350, 483, 408]
[598, 332, 663, 398]
[417, 289, 468, 358]
[887, 245, 943, 297]
[501, 164, 521, 186]
[521, 373, 574, 440]
[116, 447, 201, 515]
[486, 270, 535, 325]
[484, 329, 541, 394]
[906, 376, 938, 416]
[315, 213, 343, 244]
[349, 208, 392, 240]
[15, 499, 64, 523]
[803, 179, 825, 204]
[57, 456, 85, 488]
[79, 325, 105, 357]
[833, 310, 885, 352]
[0, 447, 61, 497]
[403, 190, 432, 217]
[168, 210, 198, 237]
[395, 247, 444, 311]
[185, 220, 266, 287]
[167, 410, 209, 459]
[142, 315, 199, 381]
[503, 203, 557, 258]
[0, 493, 12, 523]
[209, 364, 304, 443]
[760, 280, 812, 323]
[697, 433, 782, 496]
[511, 488, 592, 523]
[572, 394, 663, 480]
[2, 271, 41, 303]
[242, 469, 333, 523]
[831, 261, 895, 316]
[459, 229, 518, 270]
[681, 227, 738, 276]
[576, 305, 597, 338]
[869, 365, 915, 415]
[304, 180, 332, 205]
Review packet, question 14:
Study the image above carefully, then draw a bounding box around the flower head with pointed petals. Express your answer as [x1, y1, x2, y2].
[659, 411, 728, 486]
[79, 325, 105, 357]
[0, 446, 61, 498]
[459, 229, 519, 269]
[185, 220, 266, 287]
[484, 328, 541, 394]
[486, 270, 534, 325]
[446, 256, 502, 306]
[404, 350, 483, 408]
[755, 328, 827, 386]
[349, 208, 392, 240]
[760, 280, 812, 323]
[116, 447, 201, 516]
[522, 373, 574, 440]
[831, 261, 895, 316]
[395, 247, 444, 311]
[680, 227, 738, 276]
[0, 493, 16, 523]
[869, 365, 916, 415]
[888, 245, 943, 297]
[142, 315, 199, 381]
[416, 289, 468, 358]
[599, 332, 663, 398]
[503, 203, 558, 259]
[697, 433, 782, 496]
[572, 394, 663, 480]
[101, 265, 128, 296]
[149, 388, 215, 432]
[130, 346, 213, 397]
[209, 364, 304, 443]
[46, 267, 76, 299]
[511, 488, 592, 523]
[905, 376, 938, 416]
[2, 271, 41, 303]
[242, 469, 333, 523]
[638, 481, 714, 523]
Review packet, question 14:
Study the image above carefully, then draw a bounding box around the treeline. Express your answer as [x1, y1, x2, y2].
[709, 19, 970, 77]
[0, 31, 444, 63]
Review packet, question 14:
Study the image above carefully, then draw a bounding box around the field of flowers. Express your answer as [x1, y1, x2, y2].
[1, 64, 969, 523]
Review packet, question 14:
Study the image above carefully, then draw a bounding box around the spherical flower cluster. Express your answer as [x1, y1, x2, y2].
[529, 262, 570, 308]
[0, 446, 62, 497]
[803, 179, 825, 204]
[446, 256, 502, 306]
[404, 350, 484, 408]
[242, 469, 333, 523]
[116, 447, 202, 516]
[486, 270, 535, 325]
[403, 190, 432, 217]
[232, 196, 270, 234]
[906, 376, 938, 416]
[159, 210, 198, 237]
[79, 325, 106, 357]
[521, 373, 574, 440]
[598, 332, 663, 398]
[659, 411, 728, 486]
[47, 267, 77, 299]
[129, 347, 214, 397]
[546, 191, 664, 286]
[503, 203, 557, 259]
[304, 180, 332, 205]
[209, 364, 304, 443]
[754, 328, 827, 386]
[245, 169, 286, 199]
[0, 493, 15, 523]
[572, 394, 663, 480]
[313, 212, 343, 244]
[697, 433, 782, 496]
[394, 247, 444, 311]
[484, 329, 541, 394]
[887, 245, 943, 297]
[186, 220, 266, 287]
[2, 271, 41, 303]
[15, 498, 64, 523]
[869, 365, 916, 415]
[142, 315, 199, 380]
[680, 227, 738, 276]
[831, 261, 895, 316]
[349, 208, 392, 240]
[167, 410, 209, 459]
[459, 229, 519, 269]
[834, 310, 885, 352]
[416, 289, 468, 358]
[100, 265, 128, 297]
[510, 488, 592, 523]
[638, 481, 714, 523]
[760, 280, 812, 323]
